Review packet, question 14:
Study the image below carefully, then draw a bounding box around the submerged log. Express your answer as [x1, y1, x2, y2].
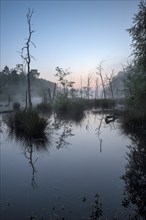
[105, 114, 118, 124]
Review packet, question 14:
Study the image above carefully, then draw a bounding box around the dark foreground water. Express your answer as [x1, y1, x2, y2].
[0, 112, 145, 220]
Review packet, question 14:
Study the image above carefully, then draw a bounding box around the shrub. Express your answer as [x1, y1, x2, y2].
[120, 111, 146, 134]
[53, 94, 70, 113]
[68, 99, 84, 114]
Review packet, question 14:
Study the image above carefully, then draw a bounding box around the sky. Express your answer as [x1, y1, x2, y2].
[1, 0, 139, 87]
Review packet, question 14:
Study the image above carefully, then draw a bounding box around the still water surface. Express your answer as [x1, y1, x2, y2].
[0, 112, 141, 219]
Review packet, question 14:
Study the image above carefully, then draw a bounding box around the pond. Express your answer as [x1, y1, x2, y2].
[1, 111, 146, 220]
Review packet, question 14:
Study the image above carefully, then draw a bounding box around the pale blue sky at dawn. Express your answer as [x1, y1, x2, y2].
[1, 0, 139, 87]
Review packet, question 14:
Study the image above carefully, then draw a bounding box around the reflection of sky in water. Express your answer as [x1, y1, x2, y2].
[1, 113, 131, 219]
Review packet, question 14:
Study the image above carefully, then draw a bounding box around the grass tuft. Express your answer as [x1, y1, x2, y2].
[6, 109, 49, 142]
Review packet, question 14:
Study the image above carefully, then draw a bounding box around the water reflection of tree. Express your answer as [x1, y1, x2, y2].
[95, 112, 117, 153]
[95, 114, 104, 153]
[120, 118, 146, 219]
[8, 126, 51, 190]
[23, 140, 39, 189]
[52, 116, 74, 149]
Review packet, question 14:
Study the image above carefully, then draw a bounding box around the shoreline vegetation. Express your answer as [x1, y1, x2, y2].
[2, 95, 146, 151]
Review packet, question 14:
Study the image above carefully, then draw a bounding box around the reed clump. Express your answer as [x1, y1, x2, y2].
[94, 99, 116, 109]
[7, 109, 48, 140]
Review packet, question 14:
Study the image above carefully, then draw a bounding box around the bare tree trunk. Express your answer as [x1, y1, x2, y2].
[25, 90, 28, 110]
[95, 78, 99, 99]
[26, 9, 34, 108]
[80, 76, 83, 98]
[27, 63, 32, 108]
[106, 70, 115, 99]
[109, 81, 114, 99]
[52, 83, 56, 103]
[87, 73, 93, 99]
[96, 63, 106, 99]
[48, 88, 51, 101]
[20, 9, 36, 108]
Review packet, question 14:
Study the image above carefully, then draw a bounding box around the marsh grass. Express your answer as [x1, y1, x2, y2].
[53, 96, 117, 126]
[94, 98, 116, 109]
[6, 109, 49, 144]
[69, 98, 116, 110]
[53, 97, 85, 123]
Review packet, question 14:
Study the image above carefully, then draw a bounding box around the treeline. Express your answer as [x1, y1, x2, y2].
[0, 65, 55, 103]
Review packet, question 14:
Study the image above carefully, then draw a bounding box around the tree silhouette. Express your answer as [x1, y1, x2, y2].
[20, 8, 36, 108]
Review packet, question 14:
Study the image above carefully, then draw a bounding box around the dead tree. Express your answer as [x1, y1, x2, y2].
[80, 75, 83, 98]
[86, 73, 93, 99]
[20, 8, 36, 108]
[94, 77, 99, 99]
[106, 69, 115, 99]
[96, 62, 106, 99]
[52, 83, 56, 103]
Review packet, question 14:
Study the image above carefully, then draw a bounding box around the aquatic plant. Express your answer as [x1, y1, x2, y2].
[6, 109, 49, 143]
[53, 97, 85, 123]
